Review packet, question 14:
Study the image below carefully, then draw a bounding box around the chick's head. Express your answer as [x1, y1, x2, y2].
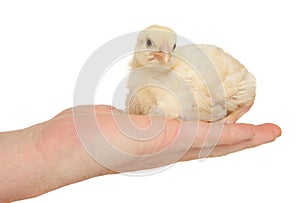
[133, 25, 177, 67]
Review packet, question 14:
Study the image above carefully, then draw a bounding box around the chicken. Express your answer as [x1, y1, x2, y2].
[126, 25, 256, 123]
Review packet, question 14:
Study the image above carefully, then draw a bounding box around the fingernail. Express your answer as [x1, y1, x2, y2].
[272, 124, 282, 137]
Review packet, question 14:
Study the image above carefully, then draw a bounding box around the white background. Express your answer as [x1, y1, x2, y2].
[0, 0, 299, 202]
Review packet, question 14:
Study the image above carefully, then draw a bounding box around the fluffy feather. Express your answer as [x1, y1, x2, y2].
[126, 25, 256, 123]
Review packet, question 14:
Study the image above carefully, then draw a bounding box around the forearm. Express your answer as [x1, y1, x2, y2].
[0, 126, 41, 202]
[0, 121, 111, 202]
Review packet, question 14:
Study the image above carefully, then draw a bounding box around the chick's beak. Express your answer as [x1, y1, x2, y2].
[151, 43, 172, 64]
[151, 51, 171, 64]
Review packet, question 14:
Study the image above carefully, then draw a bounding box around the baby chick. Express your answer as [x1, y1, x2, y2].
[126, 25, 256, 123]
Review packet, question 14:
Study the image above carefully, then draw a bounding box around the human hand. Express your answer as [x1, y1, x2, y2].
[38, 104, 281, 179]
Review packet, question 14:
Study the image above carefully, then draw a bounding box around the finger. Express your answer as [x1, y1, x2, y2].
[209, 124, 280, 157]
[179, 123, 281, 161]
[176, 122, 256, 149]
[190, 123, 281, 148]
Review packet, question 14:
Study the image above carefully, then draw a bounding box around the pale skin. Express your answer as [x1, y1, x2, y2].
[0, 105, 281, 202]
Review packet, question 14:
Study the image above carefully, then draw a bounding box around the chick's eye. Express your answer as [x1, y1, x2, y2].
[146, 39, 152, 47]
[173, 44, 176, 50]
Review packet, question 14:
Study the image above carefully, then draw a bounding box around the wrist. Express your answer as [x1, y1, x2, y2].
[33, 117, 113, 193]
